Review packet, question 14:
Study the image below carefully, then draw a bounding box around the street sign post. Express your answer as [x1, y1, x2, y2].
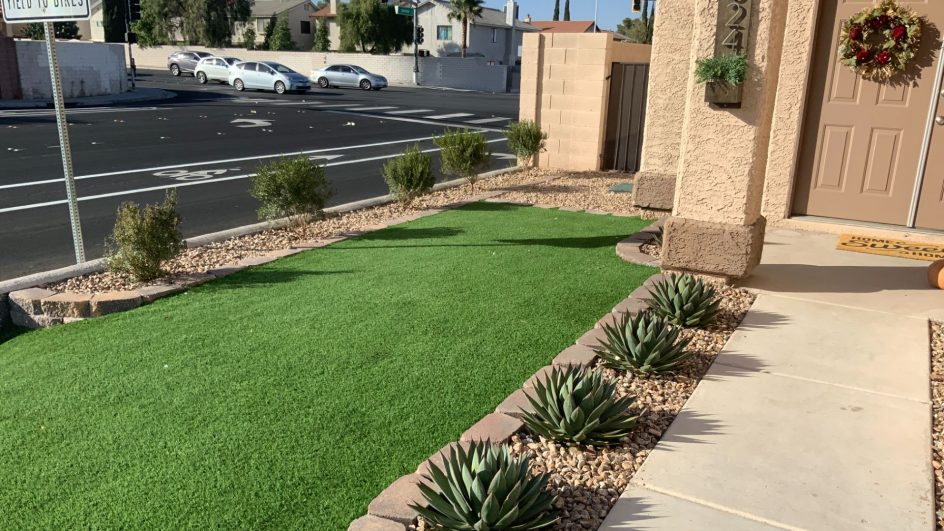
[3, 2, 90, 263]
[395, 6, 414, 16]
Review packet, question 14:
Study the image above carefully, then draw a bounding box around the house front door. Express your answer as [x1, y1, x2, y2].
[792, 0, 944, 230]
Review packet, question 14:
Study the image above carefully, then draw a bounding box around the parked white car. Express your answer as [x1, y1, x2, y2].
[195, 56, 242, 84]
[229, 61, 311, 94]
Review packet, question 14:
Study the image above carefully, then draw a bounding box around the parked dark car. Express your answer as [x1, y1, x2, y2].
[167, 51, 213, 77]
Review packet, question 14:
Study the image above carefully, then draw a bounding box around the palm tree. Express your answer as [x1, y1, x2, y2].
[447, 0, 485, 58]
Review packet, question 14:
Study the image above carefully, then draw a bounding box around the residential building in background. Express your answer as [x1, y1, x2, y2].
[413, 0, 537, 64]
[237, 0, 318, 50]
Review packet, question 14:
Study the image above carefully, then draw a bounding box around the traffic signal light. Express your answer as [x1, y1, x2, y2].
[416, 25, 425, 45]
[632, 0, 641, 12]
[128, 0, 142, 22]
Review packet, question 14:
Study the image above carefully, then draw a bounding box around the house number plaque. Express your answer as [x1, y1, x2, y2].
[707, 0, 752, 107]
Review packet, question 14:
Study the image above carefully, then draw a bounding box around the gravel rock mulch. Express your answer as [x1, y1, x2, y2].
[48, 168, 638, 294]
[931, 321, 943, 530]
[414, 286, 755, 531]
[640, 241, 662, 259]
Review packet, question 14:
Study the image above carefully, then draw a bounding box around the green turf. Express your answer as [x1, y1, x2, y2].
[0, 203, 655, 530]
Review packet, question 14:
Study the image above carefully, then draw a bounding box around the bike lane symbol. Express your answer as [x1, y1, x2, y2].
[154, 168, 237, 181]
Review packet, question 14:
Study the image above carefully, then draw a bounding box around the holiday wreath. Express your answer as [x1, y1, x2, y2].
[838, 0, 922, 81]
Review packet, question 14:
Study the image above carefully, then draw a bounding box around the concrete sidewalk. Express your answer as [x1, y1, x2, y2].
[0, 88, 175, 109]
[601, 228, 938, 530]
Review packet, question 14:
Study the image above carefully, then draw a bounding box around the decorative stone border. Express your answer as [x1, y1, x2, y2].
[0, 169, 529, 331]
[349, 272, 667, 531]
[616, 218, 664, 267]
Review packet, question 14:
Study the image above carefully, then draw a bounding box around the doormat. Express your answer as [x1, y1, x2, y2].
[836, 234, 944, 261]
[609, 182, 634, 193]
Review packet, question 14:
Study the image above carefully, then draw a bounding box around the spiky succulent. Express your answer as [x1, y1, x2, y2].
[520, 366, 638, 446]
[411, 441, 557, 530]
[595, 311, 692, 374]
[651, 225, 664, 246]
[647, 273, 721, 327]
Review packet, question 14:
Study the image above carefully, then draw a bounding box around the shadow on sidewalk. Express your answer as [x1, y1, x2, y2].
[747, 264, 929, 294]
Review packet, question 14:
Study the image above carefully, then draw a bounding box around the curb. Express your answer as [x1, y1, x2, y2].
[616, 218, 664, 267]
[0, 166, 521, 328]
[0, 89, 177, 110]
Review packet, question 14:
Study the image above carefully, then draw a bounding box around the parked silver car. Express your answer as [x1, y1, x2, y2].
[167, 51, 213, 76]
[311, 64, 388, 90]
[195, 56, 242, 84]
[228, 61, 311, 94]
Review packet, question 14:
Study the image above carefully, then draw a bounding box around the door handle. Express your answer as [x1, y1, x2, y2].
[937, 116, 944, 126]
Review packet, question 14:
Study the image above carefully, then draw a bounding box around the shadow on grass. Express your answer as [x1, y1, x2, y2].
[496, 235, 627, 249]
[0, 326, 28, 345]
[204, 268, 354, 290]
[356, 226, 465, 241]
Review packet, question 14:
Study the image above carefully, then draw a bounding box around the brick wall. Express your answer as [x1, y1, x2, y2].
[15, 41, 127, 100]
[128, 45, 510, 92]
[0, 37, 22, 100]
[519, 33, 650, 171]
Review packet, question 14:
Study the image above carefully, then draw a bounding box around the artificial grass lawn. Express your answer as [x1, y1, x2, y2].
[0, 203, 655, 529]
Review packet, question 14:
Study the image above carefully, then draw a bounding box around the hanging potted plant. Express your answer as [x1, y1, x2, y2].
[695, 53, 749, 107]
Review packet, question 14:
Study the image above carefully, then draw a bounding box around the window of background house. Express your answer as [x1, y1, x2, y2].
[300, 21, 311, 34]
[437, 25, 452, 40]
[491, 28, 497, 43]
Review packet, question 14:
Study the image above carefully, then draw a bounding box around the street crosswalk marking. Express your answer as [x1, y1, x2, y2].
[464, 117, 512, 124]
[386, 109, 434, 115]
[424, 112, 475, 120]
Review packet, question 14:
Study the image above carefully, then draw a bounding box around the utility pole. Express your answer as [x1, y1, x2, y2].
[413, 0, 419, 85]
[594, 0, 599, 32]
[125, 0, 139, 90]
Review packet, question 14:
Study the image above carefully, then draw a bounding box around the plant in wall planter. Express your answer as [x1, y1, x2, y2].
[695, 53, 748, 108]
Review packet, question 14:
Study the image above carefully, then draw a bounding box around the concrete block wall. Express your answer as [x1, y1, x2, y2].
[128, 45, 510, 92]
[16, 41, 127, 100]
[0, 37, 22, 100]
[519, 33, 650, 171]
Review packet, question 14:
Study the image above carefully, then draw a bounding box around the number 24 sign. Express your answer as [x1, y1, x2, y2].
[716, 0, 751, 55]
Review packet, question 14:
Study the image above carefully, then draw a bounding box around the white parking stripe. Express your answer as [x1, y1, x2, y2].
[465, 117, 512, 124]
[0, 139, 508, 213]
[385, 109, 434, 115]
[425, 113, 475, 120]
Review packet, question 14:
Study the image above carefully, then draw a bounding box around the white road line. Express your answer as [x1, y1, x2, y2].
[465, 117, 512, 124]
[344, 106, 397, 111]
[310, 103, 361, 108]
[322, 109, 507, 133]
[0, 106, 167, 117]
[0, 134, 486, 191]
[424, 113, 475, 120]
[269, 101, 325, 106]
[386, 109, 434, 115]
[0, 139, 508, 213]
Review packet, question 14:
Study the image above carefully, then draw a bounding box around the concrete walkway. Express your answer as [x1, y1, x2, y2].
[601, 228, 939, 530]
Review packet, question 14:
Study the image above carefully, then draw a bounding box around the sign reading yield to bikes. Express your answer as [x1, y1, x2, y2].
[2, 0, 91, 23]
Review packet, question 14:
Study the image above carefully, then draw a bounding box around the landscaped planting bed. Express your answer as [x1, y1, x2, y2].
[0, 204, 656, 529]
[932, 321, 944, 530]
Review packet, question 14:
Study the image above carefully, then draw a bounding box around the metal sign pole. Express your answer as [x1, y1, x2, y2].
[43, 21, 86, 264]
[413, 1, 419, 85]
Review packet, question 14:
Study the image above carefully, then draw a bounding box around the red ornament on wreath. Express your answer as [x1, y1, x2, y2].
[838, 0, 922, 81]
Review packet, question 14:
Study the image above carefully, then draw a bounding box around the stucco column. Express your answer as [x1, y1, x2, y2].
[661, 0, 787, 279]
[631, 0, 693, 211]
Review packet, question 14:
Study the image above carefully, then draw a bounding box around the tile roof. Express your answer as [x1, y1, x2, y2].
[529, 20, 597, 33]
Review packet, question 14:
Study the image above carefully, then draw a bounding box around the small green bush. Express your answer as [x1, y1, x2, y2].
[412, 441, 557, 530]
[595, 311, 692, 374]
[505, 120, 547, 167]
[242, 27, 256, 50]
[383, 144, 434, 204]
[521, 366, 639, 445]
[250, 156, 333, 223]
[647, 273, 721, 328]
[434, 128, 490, 191]
[106, 190, 184, 282]
[694, 53, 748, 86]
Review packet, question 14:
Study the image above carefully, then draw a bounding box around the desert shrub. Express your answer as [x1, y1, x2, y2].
[647, 273, 721, 328]
[250, 156, 333, 223]
[595, 311, 692, 374]
[505, 120, 547, 166]
[434, 128, 490, 191]
[383, 144, 434, 204]
[106, 190, 184, 282]
[412, 441, 557, 530]
[521, 366, 639, 445]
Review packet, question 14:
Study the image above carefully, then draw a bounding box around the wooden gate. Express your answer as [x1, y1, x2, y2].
[603, 63, 649, 172]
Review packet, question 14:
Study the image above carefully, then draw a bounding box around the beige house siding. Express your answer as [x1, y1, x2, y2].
[237, 1, 315, 51]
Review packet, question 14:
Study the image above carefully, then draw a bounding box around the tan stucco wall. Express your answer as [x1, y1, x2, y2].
[519, 32, 650, 171]
[637, 0, 693, 177]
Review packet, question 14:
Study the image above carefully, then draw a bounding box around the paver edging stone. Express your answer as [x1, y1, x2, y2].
[616, 219, 664, 267]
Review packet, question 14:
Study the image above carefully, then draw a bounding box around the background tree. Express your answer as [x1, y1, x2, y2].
[563, 0, 570, 21]
[102, 0, 128, 43]
[268, 16, 295, 51]
[617, 0, 654, 44]
[243, 26, 256, 50]
[24, 22, 81, 40]
[313, 18, 330, 51]
[338, 0, 412, 54]
[552, 0, 559, 21]
[133, 0, 184, 47]
[447, 0, 484, 58]
[261, 14, 277, 49]
[183, 0, 250, 47]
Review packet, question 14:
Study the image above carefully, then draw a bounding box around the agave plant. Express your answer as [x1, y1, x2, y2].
[595, 311, 692, 374]
[411, 441, 557, 530]
[651, 225, 664, 246]
[647, 273, 721, 327]
[520, 366, 638, 446]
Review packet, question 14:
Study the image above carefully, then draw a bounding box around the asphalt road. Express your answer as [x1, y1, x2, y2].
[0, 69, 520, 281]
